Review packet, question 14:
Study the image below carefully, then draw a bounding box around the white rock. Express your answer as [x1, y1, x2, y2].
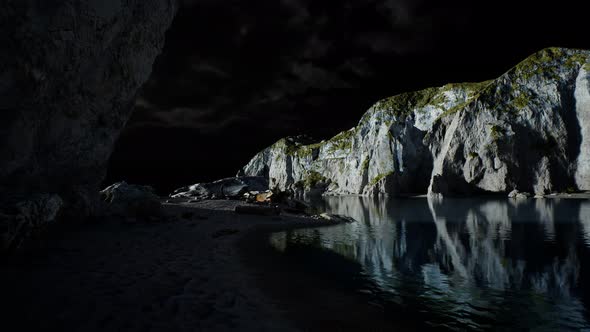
[508, 190, 531, 199]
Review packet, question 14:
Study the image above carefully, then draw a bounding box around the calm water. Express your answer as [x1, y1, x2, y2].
[269, 197, 590, 331]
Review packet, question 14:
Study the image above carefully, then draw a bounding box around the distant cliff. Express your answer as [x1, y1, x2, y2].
[239, 48, 590, 197]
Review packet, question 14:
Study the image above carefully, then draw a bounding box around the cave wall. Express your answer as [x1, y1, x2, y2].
[0, 0, 177, 213]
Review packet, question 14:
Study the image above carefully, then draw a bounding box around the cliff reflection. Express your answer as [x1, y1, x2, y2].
[269, 197, 590, 330]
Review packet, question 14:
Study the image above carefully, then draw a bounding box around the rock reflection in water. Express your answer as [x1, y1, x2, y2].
[269, 197, 590, 330]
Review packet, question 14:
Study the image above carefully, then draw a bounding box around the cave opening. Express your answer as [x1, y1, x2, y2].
[103, 0, 590, 195]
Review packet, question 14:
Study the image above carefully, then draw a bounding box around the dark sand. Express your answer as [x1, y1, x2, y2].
[0, 200, 407, 331]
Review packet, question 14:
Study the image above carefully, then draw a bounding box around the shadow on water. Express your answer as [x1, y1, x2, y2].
[269, 196, 590, 331]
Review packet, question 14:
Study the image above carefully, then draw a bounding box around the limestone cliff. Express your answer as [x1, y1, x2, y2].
[239, 48, 590, 197]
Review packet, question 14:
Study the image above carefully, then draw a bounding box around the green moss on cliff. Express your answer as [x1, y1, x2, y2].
[330, 129, 354, 142]
[361, 79, 495, 129]
[273, 139, 298, 156]
[375, 87, 442, 117]
[451, 80, 495, 97]
[294, 143, 323, 158]
[327, 129, 354, 153]
[268, 48, 588, 174]
[369, 171, 394, 186]
[490, 125, 505, 140]
[284, 144, 299, 156]
[512, 91, 531, 109]
[513, 47, 565, 81]
[274, 129, 355, 159]
[565, 52, 589, 69]
[276, 137, 324, 158]
[361, 157, 370, 171]
[375, 82, 484, 116]
[304, 171, 327, 188]
[463, 50, 588, 116]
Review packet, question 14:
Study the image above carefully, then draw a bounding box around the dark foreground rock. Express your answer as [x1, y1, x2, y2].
[100, 182, 162, 218]
[0, 1, 177, 216]
[0, 194, 63, 253]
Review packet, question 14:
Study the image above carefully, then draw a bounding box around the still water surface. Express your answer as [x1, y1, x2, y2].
[269, 197, 590, 331]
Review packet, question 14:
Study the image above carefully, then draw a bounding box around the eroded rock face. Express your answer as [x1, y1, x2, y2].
[0, 0, 177, 214]
[240, 48, 590, 197]
[239, 83, 482, 196]
[428, 48, 590, 196]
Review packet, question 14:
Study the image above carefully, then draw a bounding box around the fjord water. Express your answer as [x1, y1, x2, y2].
[269, 197, 590, 331]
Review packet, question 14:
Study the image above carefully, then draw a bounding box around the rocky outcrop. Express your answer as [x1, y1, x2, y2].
[508, 190, 531, 199]
[100, 182, 161, 218]
[240, 48, 590, 197]
[427, 48, 590, 197]
[1, 194, 63, 252]
[0, 1, 177, 215]
[171, 177, 269, 200]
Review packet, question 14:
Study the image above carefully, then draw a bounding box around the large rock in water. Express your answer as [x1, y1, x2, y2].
[239, 48, 590, 197]
[0, 1, 177, 215]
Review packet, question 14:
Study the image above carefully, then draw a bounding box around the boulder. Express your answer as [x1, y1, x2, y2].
[508, 190, 531, 199]
[100, 182, 161, 218]
[0, 194, 63, 252]
[0, 1, 177, 216]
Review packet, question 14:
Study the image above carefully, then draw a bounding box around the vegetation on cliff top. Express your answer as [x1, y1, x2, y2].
[372, 81, 491, 118]
[436, 48, 589, 120]
[269, 48, 589, 164]
[512, 47, 588, 80]
[368, 80, 495, 126]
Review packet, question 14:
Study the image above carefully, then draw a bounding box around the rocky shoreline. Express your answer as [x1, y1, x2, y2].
[3, 192, 590, 331]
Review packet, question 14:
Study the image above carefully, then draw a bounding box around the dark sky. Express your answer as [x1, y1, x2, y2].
[105, 0, 590, 194]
